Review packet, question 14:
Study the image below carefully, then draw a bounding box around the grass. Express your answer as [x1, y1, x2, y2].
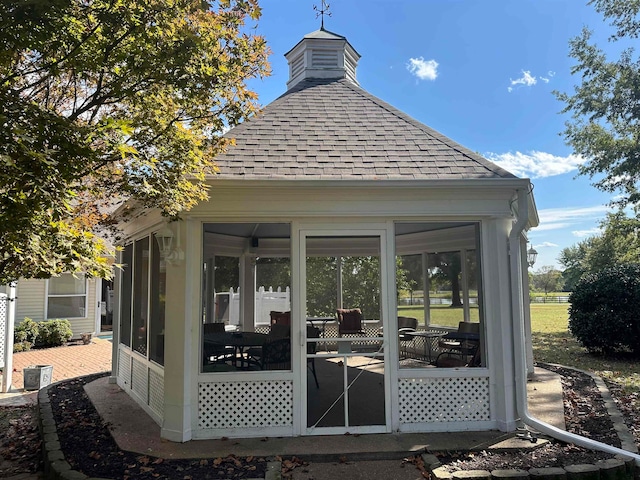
[399, 303, 640, 391]
[529, 304, 640, 392]
[398, 305, 479, 328]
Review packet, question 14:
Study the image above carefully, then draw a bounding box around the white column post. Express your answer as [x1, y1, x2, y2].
[1, 282, 16, 393]
[161, 220, 196, 442]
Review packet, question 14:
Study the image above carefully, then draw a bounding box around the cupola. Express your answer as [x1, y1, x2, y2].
[284, 27, 361, 90]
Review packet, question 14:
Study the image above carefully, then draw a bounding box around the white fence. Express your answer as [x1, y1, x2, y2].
[215, 286, 291, 327]
[0, 293, 6, 369]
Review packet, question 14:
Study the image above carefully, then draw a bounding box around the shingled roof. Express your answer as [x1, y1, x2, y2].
[212, 28, 516, 181]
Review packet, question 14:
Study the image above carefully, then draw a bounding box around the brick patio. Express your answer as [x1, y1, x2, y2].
[8, 338, 112, 390]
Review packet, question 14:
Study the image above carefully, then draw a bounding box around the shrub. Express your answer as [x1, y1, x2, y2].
[13, 341, 32, 353]
[36, 319, 73, 347]
[14, 317, 39, 344]
[13, 318, 73, 350]
[569, 264, 640, 355]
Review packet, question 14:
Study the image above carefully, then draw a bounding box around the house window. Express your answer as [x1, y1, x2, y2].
[47, 274, 87, 319]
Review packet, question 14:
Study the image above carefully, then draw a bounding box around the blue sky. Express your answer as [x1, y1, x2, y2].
[245, 1, 626, 269]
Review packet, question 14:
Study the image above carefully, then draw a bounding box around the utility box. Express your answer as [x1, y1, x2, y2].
[23, 365, 53, 391]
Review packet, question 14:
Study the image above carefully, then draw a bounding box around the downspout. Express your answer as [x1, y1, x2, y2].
[509, 188, 640, 466]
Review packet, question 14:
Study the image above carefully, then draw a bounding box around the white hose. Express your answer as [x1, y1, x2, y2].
[509, 188, 640, 466]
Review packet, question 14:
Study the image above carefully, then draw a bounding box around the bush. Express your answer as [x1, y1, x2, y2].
[569, 264, 640, 355]
[36, 319, 73, 347]
[14, 317, 39, 344]
[13, 318, 73, 350]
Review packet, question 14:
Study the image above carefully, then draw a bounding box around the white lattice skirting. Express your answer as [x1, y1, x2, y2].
[117, 348, 164, 422]
[398, 377, 490, 423]
[198, 380, 293, 429]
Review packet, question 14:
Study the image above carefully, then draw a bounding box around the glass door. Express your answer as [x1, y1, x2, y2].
[302, 231, 389, 435]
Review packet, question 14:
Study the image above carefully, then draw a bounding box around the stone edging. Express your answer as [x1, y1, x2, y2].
[424, 453, 640, 480]
[541, 363, 638, 455]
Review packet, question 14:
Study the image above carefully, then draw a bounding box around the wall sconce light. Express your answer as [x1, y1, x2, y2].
[155, 224, 184, 263]
[527, 244, 538, 268]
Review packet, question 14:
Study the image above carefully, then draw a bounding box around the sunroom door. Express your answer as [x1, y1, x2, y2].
[301, 230, 390, 435]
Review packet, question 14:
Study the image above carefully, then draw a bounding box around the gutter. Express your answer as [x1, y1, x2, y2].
[509, 188, 640, 466]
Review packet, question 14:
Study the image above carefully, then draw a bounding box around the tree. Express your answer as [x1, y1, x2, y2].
[531, 266, 564, 298]
[558, 209, 640, 287]
[428, 252, 463, 307]
[0, 0, 270, 284]
[556, 0, 640, 208]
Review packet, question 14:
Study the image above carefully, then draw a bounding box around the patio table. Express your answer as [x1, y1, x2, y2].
[406, 330, 447, 362]
[204, 331, 269, 369]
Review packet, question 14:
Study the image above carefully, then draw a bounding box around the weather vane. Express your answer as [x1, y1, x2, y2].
[313, 1, 331, 29]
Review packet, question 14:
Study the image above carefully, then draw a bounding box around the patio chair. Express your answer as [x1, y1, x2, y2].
[397, 316, 418, 359]
[435, 344, 481, 368]
[260, 337, 291, 370]
[246, 322, 290, 366]
[437, 321, 479, 363]
[270, 310, 291, 326]
[307, 325, 320, 388]
[336, 308, 365, 337]
[202, 323, 234, 365]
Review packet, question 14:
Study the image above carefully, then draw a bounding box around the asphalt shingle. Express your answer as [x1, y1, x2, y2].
[212, 78, 516, 180]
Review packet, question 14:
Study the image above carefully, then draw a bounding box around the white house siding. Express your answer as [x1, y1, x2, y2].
[15, 279, 46, 322]
[15, 278, 98, 338]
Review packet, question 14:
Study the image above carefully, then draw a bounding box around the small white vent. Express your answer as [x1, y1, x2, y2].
[399, 377, 490, 423]
[290, 54, 305, 78]
[198, 380, 293, 429]
[312, 48, 339, 68]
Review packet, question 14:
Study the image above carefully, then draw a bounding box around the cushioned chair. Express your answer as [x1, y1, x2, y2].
[270, 311, 291, 326]
[397, 316, 418, 359]
[336, 308, 365, 336]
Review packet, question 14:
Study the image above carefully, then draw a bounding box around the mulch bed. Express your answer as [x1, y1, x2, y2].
[49, 373, 267, 479]
[2, 364, 639, 478]
[435, 363, 630, 472]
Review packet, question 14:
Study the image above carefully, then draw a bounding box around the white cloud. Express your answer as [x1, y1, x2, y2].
[485, 151, 586, 179]
[533, 241, 559, 248]
[511, 70, 537, 87]
[507, 70, 554, 92]
[406, 57, 439, 81]
[535, 205, 609, 232]
[572, 227, 602, 238]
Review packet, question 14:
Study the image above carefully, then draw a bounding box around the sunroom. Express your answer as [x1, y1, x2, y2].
[111, 26, 538, 442]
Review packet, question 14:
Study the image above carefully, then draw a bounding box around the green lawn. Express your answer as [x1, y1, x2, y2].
[529, 303, 640, 391]
[399, 303, 640, 391]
